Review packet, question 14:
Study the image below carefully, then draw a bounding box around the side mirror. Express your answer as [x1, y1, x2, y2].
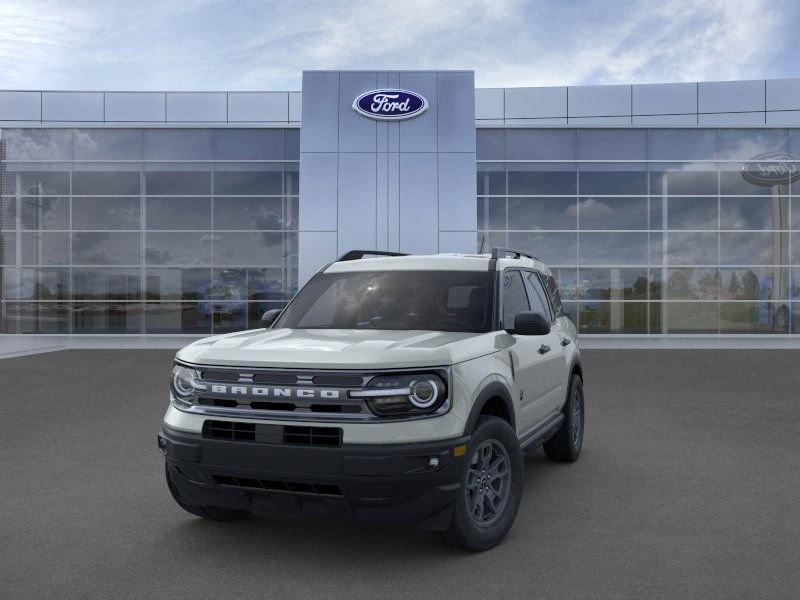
[260, 308, 282, 329]
[511, 311, 550, 336]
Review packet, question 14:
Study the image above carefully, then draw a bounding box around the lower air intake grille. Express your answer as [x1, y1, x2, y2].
[213, 475, 343, 497]
[283, 426, 342, 447]
[203, 420, 255, 441]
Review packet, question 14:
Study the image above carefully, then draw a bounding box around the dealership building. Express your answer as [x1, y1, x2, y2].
[1, 70, 799, 337]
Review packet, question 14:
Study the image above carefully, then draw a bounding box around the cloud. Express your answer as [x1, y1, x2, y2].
[0, 0, 795, 90]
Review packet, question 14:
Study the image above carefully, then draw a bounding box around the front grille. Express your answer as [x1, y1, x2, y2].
[203, 420, 255, 441]
[284, 426, 342, 447]
[213, 475, 343, 497]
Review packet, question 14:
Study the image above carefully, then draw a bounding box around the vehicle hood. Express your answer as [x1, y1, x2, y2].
[176, 328, 499, 370]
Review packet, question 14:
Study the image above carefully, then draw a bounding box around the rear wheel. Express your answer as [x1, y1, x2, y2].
[165, 465, 250, 522]
[543, 375, 584, 462]
[437, 416, 523, 551]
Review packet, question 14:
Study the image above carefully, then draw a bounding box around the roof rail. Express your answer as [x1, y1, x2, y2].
[491, 247, 538, 261]
[338, 250, 409, 262]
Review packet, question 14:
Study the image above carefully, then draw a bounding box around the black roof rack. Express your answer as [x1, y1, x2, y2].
[338, 250, 409, 262]
[491, 248, 538, 261]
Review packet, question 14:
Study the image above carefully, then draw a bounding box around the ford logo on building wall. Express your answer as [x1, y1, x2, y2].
[352, 89, 428, 121]
[741, 152, 800, 186]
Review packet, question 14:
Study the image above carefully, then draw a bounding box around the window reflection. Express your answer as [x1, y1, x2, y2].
[578, 197, 647, 230]
[507, 197, 576, 230]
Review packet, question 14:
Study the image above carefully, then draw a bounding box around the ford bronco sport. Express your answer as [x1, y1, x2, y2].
[159, 248, 584, 551]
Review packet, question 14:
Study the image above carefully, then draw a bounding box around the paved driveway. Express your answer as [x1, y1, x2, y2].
[1, 349, 798, 599]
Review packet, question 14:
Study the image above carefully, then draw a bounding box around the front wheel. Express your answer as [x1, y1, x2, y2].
[543, 375, 584, 462]
[437, 416, 523, 551]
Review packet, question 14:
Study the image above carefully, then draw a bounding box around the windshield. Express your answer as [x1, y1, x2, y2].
[275, 270, 492, 332]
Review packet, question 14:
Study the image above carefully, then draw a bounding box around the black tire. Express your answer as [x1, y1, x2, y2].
[543, 374, 584, 462]
[165, 464, 250, 522]
[437, 416, 523, 552]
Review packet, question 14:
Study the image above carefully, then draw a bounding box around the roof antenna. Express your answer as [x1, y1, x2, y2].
[479, 235, 485, 254]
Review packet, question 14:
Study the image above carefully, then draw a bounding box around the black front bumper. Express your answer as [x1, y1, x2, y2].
[159, 425, 470, 530]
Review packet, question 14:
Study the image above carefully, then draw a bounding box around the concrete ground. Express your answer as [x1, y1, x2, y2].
[0, 349, 798, 600]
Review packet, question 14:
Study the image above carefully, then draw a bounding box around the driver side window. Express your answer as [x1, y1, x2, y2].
[502, 270, 530, 330]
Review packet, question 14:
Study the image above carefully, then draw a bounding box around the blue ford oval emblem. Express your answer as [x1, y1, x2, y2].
[741, 152, 800, 186]
[353, 89, 428, 121]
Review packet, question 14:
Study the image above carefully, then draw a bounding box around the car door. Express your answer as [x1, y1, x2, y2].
[500, 269, 556, 436]
[522, 270, 566, 416]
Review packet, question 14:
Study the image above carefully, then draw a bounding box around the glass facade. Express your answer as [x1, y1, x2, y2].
[478, 128, 800, 334]
[0, 128, 299, 333]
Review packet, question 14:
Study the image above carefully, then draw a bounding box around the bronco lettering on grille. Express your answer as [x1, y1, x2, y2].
[208, 385, 341, 400]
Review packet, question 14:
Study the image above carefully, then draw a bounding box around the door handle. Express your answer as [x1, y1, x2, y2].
[538, 344, 551, 354]
[560, 337, 571, 346]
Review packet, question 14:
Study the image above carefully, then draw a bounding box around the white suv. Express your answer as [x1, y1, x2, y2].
[159, 248, 583, 551]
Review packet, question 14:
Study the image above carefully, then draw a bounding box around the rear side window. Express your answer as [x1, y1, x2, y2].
[523, 272, 551, 320]
[543, 274, 564, 317]
[501, 270, 530, 330]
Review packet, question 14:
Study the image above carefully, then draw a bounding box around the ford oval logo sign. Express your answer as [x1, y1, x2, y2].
[353, 89, 428, 121]
[741, 152, 800, 186]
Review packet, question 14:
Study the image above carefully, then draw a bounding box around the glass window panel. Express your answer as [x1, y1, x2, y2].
[145, 232, 212, 265]
[213, 197, 283, 230]
[577, 268, 649, 300]
[649, 232, 664, 265]
[720, 196, 788, 230]
[2, 266, 19, 298]
[72, 232, 139, 265]
[720, 302, 790, 333]
[522, 271, 550, 317]
[4, 302, 70, 333]
[15, 171, 70, 196]
[21, 267, 69, 300]
[1, 232, 16, 264]
[72, 267, 141, 300]
[285, 197, 298, 231]
[578, 171, 647, 195]
[284, 163, 299, 196]
[720, 169, 780, 195]
[579, 233, 648, 265]
[718, 129, 788, 160]
[664, 302, 719, 333]
[72, 197, 140, 230]
[22, 231, 69, 265]
[649, 302, 662, 333]
[144, 302, 212, 333]
[210, 268, 248, 301]
[507, 129, 576, 160]
[720, 232, 785, 265]
[793, 232, 800, 265]
[145, 268, 211, 300]
[720, 267, 789, 301]
[145, 171, 210, 195]
[73, 129, 143, 160]
[477, 165, 505, 195]
[285, 129, 300, 159]
[792, 198, 800, 230]
[20, 196, 69, 230]
[578, 197, 647, 230]
[501, 270, 530, 329]
[213, 302, 247, 333]
[666, 197, 717, 230]
[649, 269, 663, 300]
[213, 129, 284, 160]
[792, 268, 800, 300]
[549, 268, 578, 301]
[578, 302, 647, 333]
[793, 304, 800, 334]
[508, 168, 576, 195]
[213, 170, 282, 195]
[666, 233, 718, 265]
[145, 197, 211, 230]
[561, 301, 578, 326]
[143, 129, 213, 160]
[648, 129, 717, 161]
[507, 232, 577, 265]
[650, 169, 717, 195]
[4, 130, 73, 160]
[72, 171, 140, 195]
[666, 268, 720, 300]
[72, 302, 142, 333]
[1, 197, 17, 228]
[213, 232, 286, 266]
[508, 197, 576, 230]
[476, 129, 505, 160]
[650, 197, 663, 230]
[578, 130, 646, 160]
[247, 268, 287, 300]
[477, 197, 504, 230]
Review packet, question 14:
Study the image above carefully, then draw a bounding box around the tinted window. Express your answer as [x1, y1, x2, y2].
[522, 272, 550, 319]
[543, 274, 564, 316]
[502, 270, 530, 330]
[276, 271, 492, 332]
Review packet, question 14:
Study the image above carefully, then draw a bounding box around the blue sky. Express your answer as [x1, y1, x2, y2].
[1, 0, 798, 90]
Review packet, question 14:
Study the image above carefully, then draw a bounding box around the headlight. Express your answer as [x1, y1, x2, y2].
[352, 372, 448, 417]
[171, 364, 201, 405]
